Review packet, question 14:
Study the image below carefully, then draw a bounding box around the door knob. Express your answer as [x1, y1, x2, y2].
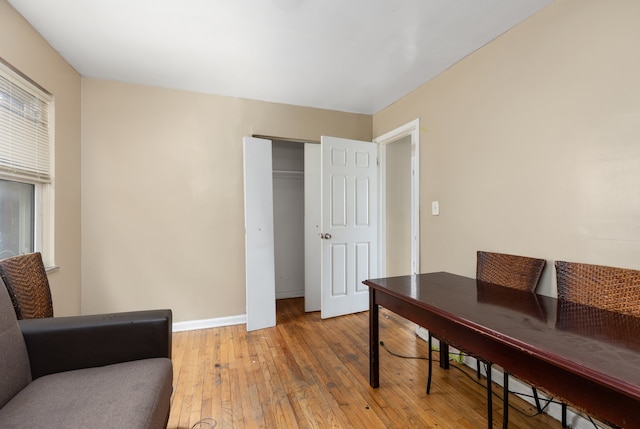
[319, 233, 332, 239]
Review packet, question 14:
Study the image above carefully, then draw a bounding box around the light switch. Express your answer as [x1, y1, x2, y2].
[431, 201, 440, 216]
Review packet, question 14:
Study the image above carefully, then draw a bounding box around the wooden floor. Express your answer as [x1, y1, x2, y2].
[168, 298, 562, 429]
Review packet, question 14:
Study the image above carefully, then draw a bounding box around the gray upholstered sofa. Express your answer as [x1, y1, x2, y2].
[0, 277, 173, 428]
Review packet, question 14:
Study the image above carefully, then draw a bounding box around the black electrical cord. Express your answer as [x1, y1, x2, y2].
[191, 417, 217, 428]
[379, 340, 604, 428]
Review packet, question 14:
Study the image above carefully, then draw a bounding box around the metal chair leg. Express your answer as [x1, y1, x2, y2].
[532, 387, 542, 412]
[503, 372, 509, 429]
[486, 363, 493, 429]
[562, 403, 567, 428]
[426, 332, 433, 394]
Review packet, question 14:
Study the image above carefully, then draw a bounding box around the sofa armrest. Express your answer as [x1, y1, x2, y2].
[19, 309, 172, 379]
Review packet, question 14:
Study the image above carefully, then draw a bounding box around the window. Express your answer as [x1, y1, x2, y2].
[0, 59, 53, 265]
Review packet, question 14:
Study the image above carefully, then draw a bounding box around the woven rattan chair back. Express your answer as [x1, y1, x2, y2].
[0, 252, 53, 319]
[476, 251, 546, 292]
[555, 260, 640, 318]
[475, 251, 548, 426]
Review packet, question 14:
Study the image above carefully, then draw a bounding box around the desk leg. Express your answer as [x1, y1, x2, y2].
[370, 289, 379, 388]
[439, 342, 450, 369]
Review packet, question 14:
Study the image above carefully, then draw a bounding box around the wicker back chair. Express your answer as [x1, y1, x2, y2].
[554, 260, 640, 428]
[0, 252, 53, 319]
[478, 251, 547, 426]
[477, 251, 546, 292]
[555, 260, 640, 317]
[426, 251, 546, 429]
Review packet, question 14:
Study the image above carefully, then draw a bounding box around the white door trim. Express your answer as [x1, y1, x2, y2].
[373, 119, 420, 275]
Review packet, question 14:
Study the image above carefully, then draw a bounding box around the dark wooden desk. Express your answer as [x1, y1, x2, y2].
[365, 272, 640, 429]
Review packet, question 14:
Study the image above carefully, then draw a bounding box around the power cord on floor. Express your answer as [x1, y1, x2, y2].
[379, 340, 428, 360]
[191, 417, 217, 429]
[379, 340, 548, 419]
[379, 340, 604, 429]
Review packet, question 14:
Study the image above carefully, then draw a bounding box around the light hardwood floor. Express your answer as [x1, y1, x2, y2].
[168, 298, 562, 429]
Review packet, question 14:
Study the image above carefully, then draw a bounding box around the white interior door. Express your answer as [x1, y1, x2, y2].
[243, 136, 276, 331]
[304, 143, 321, 311]
[320, 136, 378, 319]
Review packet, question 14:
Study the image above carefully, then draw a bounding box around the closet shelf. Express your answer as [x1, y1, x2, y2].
[272, 169, 304, 179]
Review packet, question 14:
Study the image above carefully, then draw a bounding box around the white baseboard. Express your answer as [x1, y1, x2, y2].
[172, 314, 246, 332]
[276, 290, 304, 299]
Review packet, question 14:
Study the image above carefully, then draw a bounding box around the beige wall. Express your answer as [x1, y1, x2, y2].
[9, 0, 638, 320]
[0, 0, 82, 315]
[374, 0, 640, 296]
[81, 78, 371, 322]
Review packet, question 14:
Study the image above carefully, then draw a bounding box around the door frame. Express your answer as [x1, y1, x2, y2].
[373, 119, 420, 275]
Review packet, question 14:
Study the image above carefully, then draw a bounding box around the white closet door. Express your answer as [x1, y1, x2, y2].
[243, 136, 275, 331]
[304, 143, 321, 312]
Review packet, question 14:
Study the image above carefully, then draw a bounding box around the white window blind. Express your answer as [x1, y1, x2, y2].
[0, 60, 52, 183]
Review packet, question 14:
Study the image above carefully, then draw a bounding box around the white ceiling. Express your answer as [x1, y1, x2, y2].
[8, 0, 553, 114]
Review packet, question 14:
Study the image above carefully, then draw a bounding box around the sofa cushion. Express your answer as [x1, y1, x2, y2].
[0, 357, 172, 429]
[0, 279, 32, 408]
